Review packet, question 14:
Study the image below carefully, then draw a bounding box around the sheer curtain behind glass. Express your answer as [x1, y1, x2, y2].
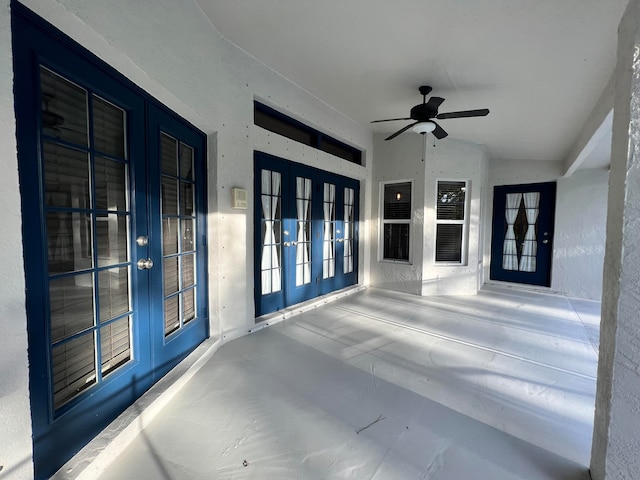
[296, 177, 312, 286]
[343, 187, 354, 274]
[519, 192, 540, 272]
[502, 193, 522, 271]
[261, 170, 281, 294]
[323, 183, 336, 279]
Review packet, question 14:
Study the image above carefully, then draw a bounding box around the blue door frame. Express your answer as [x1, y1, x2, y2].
[254, 152, 359, 317]
[12, 4, 208, 478]
[490, 182, 556, 287]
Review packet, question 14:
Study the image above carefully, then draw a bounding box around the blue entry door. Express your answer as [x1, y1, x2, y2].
[254, 152, 359, 317]
[12, 5, 208, 478]
[490, 182, 556, 287]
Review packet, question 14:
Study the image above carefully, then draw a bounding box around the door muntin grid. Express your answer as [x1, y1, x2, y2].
[160, 133, 198, 337]
[40, 66, 132, 410]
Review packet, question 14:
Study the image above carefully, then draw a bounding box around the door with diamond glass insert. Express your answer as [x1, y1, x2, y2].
[13, 8, 207, 478]
[490, 182, 556, 286]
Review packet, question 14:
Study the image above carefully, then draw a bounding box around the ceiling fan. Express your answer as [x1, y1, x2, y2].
[372, 86, 489, 141]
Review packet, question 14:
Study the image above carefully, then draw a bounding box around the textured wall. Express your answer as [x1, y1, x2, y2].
[0, 2, 33, 478]
[591, 0, 640, 478]
[369, 134, 489, 296]
[553, 169, 608, 300]
[370, 133, 425, 295]
[421, 139, 489, 296]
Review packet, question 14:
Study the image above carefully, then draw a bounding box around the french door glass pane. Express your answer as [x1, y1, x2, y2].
[161, 133, 199, 337]
[93, 96, 126, 157]
[96, 214, 128, 267]
[47, 211, 92, 274]
[161, 133, 178, 176]
[52, 332, 96, 409]
[323, 183, 336, 279]
[295, 177, 312, 286]
[164, 296, 179, 336]
[344, 187, 354, 274]
[44, 142, 90, 209]
[260, 169, 282, 294]
[180, 143, 194, 180]
[98, 267, 130, 322]
[40, 67, 88, 147]
[40, 65, 132, 409]
[180, 181, 193, 215]
[95, 157, 127, 211]
[49, 273, 95, 343]
[181, 218, 195, 252]
[183, 289, 196, 324]
[163, 218, 179, 255]
[161, 178, 178, 215]
[100, 316, 131, 376]
[164, 257, 179, 296]
[182, 254, 195, 288]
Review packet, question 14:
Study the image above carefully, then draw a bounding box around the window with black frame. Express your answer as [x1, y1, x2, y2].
[381, 182, 412, 261]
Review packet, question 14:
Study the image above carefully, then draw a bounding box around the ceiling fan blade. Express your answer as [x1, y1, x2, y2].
[371, 117, 412, 123]
[425, 96, 445, 110]
[385, 122, 418, 141]
[432, 121, 448, 139]
[436, 108, 489, 119]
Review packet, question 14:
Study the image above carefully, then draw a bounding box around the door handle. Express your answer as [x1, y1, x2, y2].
[542, 239, 548, 244]
[336, 238, 344, 243]
[137, 258, 154, 270]
[291, 241, 298, 246]
[283, 241, 291, 247]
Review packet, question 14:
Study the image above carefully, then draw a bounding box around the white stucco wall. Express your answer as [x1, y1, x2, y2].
[553, 169, 608, 300]
[592, 0, 640, 477]
[370, 134, 488, 296]
[422, 139, 489, 296]
[484, 158, 607, 300]
[0, 2, 33, 478]
[2, 0, 373, 476]
[370, 133, 425, 294]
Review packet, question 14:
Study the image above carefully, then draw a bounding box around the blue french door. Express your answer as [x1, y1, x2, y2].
[12, 4, 208, 478]
[490, 182, 556, 287]
[254, 152, 359, 317]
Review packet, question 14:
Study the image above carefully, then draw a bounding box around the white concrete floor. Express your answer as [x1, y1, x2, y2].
[97, 286, 600, 480]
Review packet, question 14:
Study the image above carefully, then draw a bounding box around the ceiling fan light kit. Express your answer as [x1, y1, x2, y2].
[371, 85, 489, 141]
[412, 121, 436, 134]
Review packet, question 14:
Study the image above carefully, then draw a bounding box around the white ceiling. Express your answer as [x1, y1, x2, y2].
[196, 0, 627, 165]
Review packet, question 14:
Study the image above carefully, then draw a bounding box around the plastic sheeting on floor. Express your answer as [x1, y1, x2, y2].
[98, 286, 599, 480]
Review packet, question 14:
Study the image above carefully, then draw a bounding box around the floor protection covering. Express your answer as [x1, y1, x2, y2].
[99, 286, 599, 480]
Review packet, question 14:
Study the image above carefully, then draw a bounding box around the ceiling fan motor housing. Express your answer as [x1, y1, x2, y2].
[410, 103, 436, 121]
